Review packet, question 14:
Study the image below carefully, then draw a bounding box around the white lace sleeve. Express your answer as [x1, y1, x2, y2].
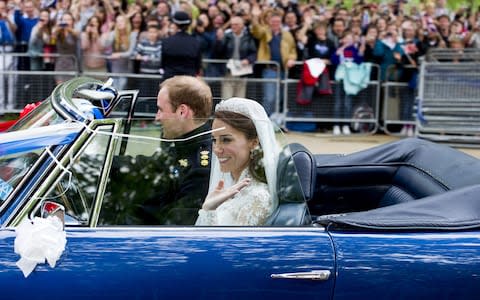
[234, 188, 273, 226]
[195, 209, 217, 225]
[196, 178, 274, 226]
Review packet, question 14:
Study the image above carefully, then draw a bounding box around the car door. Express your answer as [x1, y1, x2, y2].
[0, 226, 334, 299]
[329, 230, 480, 299]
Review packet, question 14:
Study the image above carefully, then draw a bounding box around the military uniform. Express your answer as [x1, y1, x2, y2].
[149, 122, 212, 225]
[103, 123, 212, 225]
[161, 31, 202, 80]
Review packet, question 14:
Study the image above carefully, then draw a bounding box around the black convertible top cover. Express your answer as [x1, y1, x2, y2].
[317, 184, 480, 230]
[316, 138, 480, 230]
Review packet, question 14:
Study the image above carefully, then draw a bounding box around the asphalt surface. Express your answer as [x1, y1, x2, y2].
[284, 132, 480, 158]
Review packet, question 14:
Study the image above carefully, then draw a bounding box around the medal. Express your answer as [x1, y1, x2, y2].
[178, 159, 188, 167]
[200, 150, 209, 167]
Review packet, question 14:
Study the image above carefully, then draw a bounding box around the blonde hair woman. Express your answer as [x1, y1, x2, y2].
[101, 14, 138, 90]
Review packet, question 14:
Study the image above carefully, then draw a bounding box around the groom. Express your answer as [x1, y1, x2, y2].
[107, 76, 213, 225]
[147, 75, 213, 225]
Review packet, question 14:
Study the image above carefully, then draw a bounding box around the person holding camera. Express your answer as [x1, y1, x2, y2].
[52, 12, 80, 84]
[81, 15, 107, 73]
[373, 22, 404, 82]
[29, 9, 55, 71]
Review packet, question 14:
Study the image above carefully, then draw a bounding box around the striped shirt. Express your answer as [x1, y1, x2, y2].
[134, 39, 162, 74]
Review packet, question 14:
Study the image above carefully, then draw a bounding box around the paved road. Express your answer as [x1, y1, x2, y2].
[284, 132, 480, 158]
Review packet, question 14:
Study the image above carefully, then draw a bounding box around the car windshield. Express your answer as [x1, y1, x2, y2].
[0, 122, 82, 205]
[7, 97, 65, 132]
[7, 77, 110, 132]
[0, 149, 43, 203]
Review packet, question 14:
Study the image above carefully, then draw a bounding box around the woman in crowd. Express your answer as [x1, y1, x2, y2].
[130, 10, 145, 36]
[29, 9, 54, 71]
[102, 14, 137, 90]
[361, 24, 381, 79]
[130, 10, 146, 74]
[81, 15, 107, 73]
[196, 98, 280, 226]
[52, 12, 80, 84]
[331, 31, 364, 135]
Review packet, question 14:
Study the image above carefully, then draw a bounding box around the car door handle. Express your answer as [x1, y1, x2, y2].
[270, 270, 331, 281]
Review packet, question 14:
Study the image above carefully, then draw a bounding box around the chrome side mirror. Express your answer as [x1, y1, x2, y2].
[40, 201, 65, 227]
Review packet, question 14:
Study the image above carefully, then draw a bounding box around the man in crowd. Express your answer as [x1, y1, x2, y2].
[13, 0, 38, 70]
[13, 0, 38, 108]
[212, 14, 257, 99]
[251, 6, 297, 117]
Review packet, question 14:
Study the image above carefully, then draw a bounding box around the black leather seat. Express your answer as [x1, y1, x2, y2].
[312, 138, 480, 217]
[265, 143, 315, 226]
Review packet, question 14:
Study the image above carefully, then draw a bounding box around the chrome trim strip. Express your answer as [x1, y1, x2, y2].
[64, 226, 326, 232]
[89, 119, 123, 227]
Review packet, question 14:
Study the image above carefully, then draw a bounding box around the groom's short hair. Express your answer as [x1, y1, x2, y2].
[160, 76, 212, 119]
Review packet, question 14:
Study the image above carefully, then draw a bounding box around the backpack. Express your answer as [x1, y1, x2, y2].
[351, 103, 375, 133]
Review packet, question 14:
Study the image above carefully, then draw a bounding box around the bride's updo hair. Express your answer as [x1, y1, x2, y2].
[214, 110, 267, 184]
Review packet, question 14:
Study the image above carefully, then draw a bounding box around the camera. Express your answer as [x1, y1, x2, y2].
[59, 22, 68, 28]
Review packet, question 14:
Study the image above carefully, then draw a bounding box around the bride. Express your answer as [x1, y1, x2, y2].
[195, 98, 280, 226]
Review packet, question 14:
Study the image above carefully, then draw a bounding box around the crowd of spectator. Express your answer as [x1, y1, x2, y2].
[0, 0, 479, 133]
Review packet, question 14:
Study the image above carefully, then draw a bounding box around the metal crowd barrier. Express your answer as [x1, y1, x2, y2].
[0, 53, 78, 112]
[202, 59, 282, 115]
[417, 61, 480, 147]
[425, 48, 480, 63]
[382, 65, 417, 136]
[86, 58, 282, 117]
[282, 61, 381, 134]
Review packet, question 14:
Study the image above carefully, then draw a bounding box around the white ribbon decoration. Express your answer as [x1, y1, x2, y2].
[14, 216, 67, 278]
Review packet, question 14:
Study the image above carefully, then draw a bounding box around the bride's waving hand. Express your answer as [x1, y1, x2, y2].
[201, 178, 251, 211]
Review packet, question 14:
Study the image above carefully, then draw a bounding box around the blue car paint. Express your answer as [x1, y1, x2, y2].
[330, 231, 480, 299]
[0, 228, 335, 299]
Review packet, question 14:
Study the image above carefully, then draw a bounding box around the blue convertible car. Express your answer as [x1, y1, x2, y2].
[1, 77, 480, 299]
